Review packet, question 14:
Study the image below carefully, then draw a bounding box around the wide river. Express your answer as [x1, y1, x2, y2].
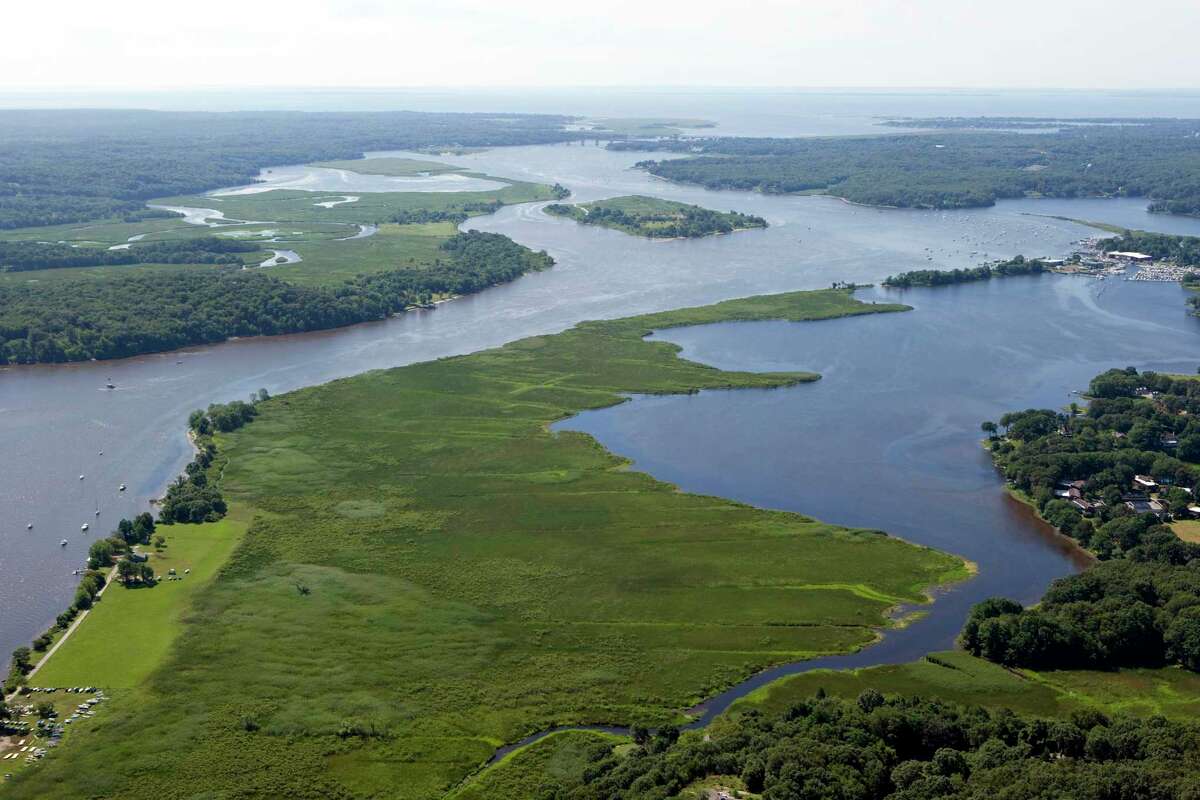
[3, 140, 1200, 668]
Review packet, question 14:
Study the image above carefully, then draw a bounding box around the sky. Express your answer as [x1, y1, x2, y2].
[5, 0, 1200, 91]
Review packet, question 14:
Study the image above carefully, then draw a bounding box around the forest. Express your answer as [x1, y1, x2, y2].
[531, 693, 1200, 800]
[0, 231, 553, 363]
[883, 256, 1049, 287]
[960, 368, 1200, 672]
[612, 119, 1200, 212]
[0, 109, 577, 229]
[0, 236, 260, 271]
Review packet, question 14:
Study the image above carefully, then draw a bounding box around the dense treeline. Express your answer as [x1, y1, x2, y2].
[613, 119, 1200, 212]
[0, 231, 553, 364]
[540, 693, 1200, 800]
[1102, 231, 1200, 267]
[0, 237, 260, 271]
[0, 110, 577, 228]
[884, 256, 1048, 287]
[960, 556, 1200, 671]
[160, 398, 265, 524]
[965, 368, 1200, 671]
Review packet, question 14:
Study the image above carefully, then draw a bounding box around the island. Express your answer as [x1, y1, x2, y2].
[883, 255, 1049, 287]
[543, 195, 766, 238]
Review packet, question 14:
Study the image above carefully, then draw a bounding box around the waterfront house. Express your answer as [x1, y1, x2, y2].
[1071, 498, 1097, 516]
[1133, 475, 1158, 491]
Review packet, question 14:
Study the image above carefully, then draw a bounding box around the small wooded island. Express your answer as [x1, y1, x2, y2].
[543, 195, 767, 238]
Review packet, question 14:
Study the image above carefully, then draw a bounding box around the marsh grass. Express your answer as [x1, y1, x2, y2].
[8, 289, 971, 800]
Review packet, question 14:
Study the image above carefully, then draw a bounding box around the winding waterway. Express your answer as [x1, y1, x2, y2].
[4, 139, 1200, 675]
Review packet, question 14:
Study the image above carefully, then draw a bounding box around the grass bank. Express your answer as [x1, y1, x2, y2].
[5, 289, 970, 799]
[727, 649, 1200, 721]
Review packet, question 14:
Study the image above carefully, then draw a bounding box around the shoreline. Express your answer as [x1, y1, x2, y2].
[12, 289, 978, 792]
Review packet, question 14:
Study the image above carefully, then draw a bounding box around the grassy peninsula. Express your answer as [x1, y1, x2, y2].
[309, 157, 468, 176]
[543, 195, 766, 238]
[7, 289, 968, 799]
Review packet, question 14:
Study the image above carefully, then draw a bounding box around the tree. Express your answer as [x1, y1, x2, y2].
[88, 539, 115, 569]
[117, 559, 136, 584]
[857, 687, 885, 713]
[10, 647, 32, 676]
[1166, 616, 1200, 670]
[131, 512, 155, 544]
[981, 421, 998, 438]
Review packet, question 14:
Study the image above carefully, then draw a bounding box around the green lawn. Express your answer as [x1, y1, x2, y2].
[5, 289, 971, 800]
[311, 157, 466, 176]
[32, 513, 248, 689]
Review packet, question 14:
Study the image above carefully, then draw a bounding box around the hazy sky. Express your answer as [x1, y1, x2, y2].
[7, 0, 1199, 90]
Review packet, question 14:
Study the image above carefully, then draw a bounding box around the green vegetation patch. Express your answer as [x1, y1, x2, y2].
[311, 157, 467, 176]
[448, 731, 628, 800]
[5, 289, 968, 799]
[33, 514, 248, 689]
[277, 222, 457, 287]
[154, 176, 556, 227]
[544, 195, 766, 239]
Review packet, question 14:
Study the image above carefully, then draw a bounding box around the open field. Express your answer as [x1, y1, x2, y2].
[3, 289, 970, 799]
[276, 222, 458, 286]
[311, 157, 466, 176]
[32, 513, 248, 690]
[1173, 519, 1200, 543]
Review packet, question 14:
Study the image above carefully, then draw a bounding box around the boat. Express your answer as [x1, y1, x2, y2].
[26, 523, 33, 530]
[80, 524, 88, 531]
[79, 475, 84, 480]
[60, 539, 68, 546]
[119, 484, 126, 492]
[105, 379, 115, 389]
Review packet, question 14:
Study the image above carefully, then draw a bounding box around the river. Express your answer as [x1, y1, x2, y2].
[3, 137, 1200, 665]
